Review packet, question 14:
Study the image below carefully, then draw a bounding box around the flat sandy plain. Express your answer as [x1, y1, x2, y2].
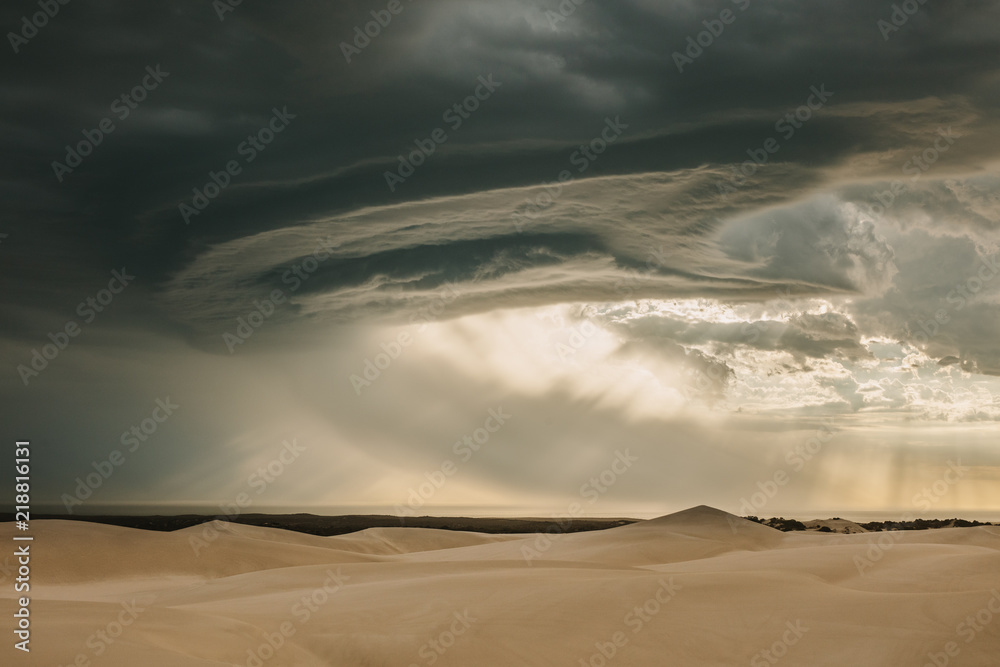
[3, 506, 999, 666]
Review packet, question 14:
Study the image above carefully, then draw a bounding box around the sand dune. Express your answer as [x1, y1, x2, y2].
[3, 506, 999, 666]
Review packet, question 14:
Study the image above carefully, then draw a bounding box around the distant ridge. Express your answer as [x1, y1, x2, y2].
[0, 513, 638, 537]
[639, 505, 784, 540]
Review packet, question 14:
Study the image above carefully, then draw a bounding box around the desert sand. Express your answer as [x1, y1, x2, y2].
[3, 505, 999, 666]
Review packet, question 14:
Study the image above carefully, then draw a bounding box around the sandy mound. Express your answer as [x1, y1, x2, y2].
[804, 518, 869, 533]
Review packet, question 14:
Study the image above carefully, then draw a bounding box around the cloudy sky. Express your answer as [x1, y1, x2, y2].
[3, 0, 1000, 519]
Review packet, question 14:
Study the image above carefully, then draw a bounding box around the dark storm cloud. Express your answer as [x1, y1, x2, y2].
[2, 0, 998, 327]
[3, 0, 1000, 509]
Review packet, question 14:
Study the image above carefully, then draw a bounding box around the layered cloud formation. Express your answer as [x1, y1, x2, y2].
[2, 0, 999, 516]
